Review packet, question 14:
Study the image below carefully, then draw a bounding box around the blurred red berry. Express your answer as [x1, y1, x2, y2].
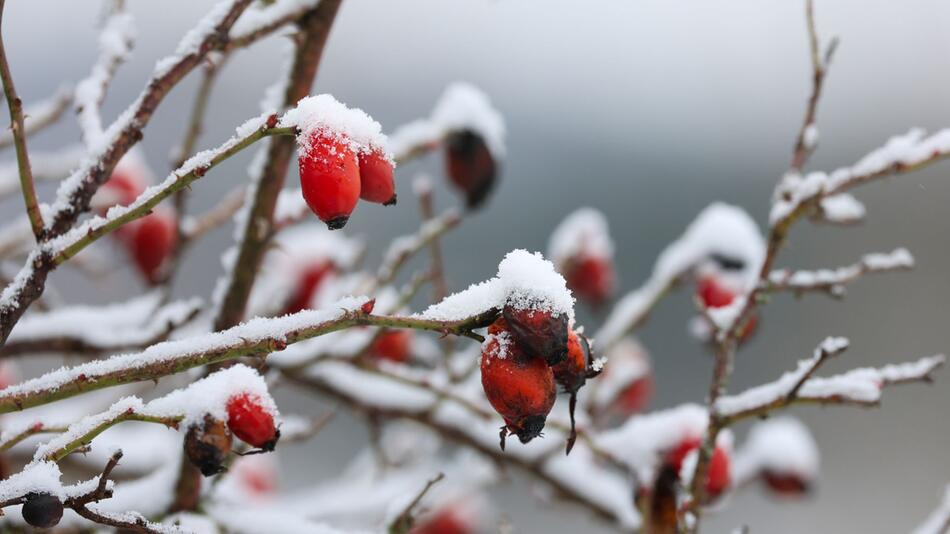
[299, 131, 360, 230]
[284, 261, 334, 315]
[565, 255, 615, 308]
[762, 470, 810, 497]
[445, 130, 496, 209]
[226, 393, 279, 451]
[411, 507, 471, 534]
[130, 209, 177, 284]
[665, 437, 731, 499]
[697, 275, 737, 308]
[370, 330, 412, 363]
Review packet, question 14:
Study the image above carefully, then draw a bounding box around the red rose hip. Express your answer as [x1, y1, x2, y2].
[130, 209, 177, 284]
[226, 393, 279, 451]
[299, 131, 360, 230]
[445, 130, 496, 209]
[358, 149, 396, 205]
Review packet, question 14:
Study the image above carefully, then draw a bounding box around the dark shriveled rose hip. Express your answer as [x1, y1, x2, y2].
[553, 330, 603, 453]
[445, 129, 496, 209]
[21, 492, 63, 529]
[185, 415, 233, 476]
[502, 302, 569, 366]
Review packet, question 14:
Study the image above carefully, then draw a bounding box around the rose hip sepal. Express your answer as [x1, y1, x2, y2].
[553, 329, 603, 453]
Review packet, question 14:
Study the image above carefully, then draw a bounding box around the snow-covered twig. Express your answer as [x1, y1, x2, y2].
[415, 176, 450, 304]
[0, 0, 43, 240]
[0, 88, 71, 150]
[0, 298, 500, 414]
[74, 7, 135, 147]
[765, 248, 914, 298]
[789, 0, 837, 172]
[388, 472, 445, 534]
[373, 209, 462, 292]
[0, 422, 68, 453]
[913, 485, 950, 534]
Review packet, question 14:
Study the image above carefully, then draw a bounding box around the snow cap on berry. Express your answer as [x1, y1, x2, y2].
[548, 207, 614, 267]
[281, 94, 392, 163]
[431, 82, 506, 159]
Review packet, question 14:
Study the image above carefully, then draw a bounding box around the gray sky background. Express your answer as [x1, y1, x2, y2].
[2, 1, 950, 532]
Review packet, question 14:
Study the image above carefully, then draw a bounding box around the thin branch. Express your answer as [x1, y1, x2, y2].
[181, 185, 246, 241]
[913, 485, 950, 534]
[370, 209, 462, 293]
[0, 421, 68, 452]
[0, 0, 43, 239]
[0, 304, 499, 414]
[764, 248, 914, 298]
[388, 472, 445, 534]
[0, 88, 71, 150]
[415, 176, 449, 303]
[789, 0, 837, 172]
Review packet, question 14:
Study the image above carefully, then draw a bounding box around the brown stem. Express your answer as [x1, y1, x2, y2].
[0, 0, 43, 240]
[214, 0, 343, 331]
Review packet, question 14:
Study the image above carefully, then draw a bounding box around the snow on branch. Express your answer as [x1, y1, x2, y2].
[913, 485, 950, 534]
[387, 82, 506, 163]
[228, 0, 320, 50]
[596, 203, 764, 348]
[374, 209, 462, 290]
[1, 293, 201, 358]
[816, 193, 865, 225]
[765, 247, 914, 298]
[772, 128, 950, 226]
[74, 9, 135, 147]
[714, 338, 944, 422]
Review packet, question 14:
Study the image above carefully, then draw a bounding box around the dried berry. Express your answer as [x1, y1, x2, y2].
[185, 415, 233, 476]
[502, 302, 569, 366]
[299, 131, 360, 230]
[21, 492, 63, 529]
[480, 318, 556, 449]
[227, 393, 279, 451]
[445, 130, 496, 209]
[553, 329, 602, 453]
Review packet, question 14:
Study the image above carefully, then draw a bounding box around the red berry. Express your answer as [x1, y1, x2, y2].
[697, 275, 737, 308]
[615, 374, 654, 415]
[299, 131, 360, 230]
[370, 330, 412, 363]
[226, 393, 279, 451]
[553, 329, 590, 394]
[445, 130, 496, 209]
[502, 303, 569, 366]
[480, 318, 556, 447]
[283, 261, 334, 315]
[564, 255, 615, 308]
[358, 149, 396, 205]
[103, 170, 145, 207]
[666, 436, 703, 473]
[411, 507, 472, 534]
[762, 470, 810, 497]
[665, 438, 731, 499]
[130, 209, 177, 284]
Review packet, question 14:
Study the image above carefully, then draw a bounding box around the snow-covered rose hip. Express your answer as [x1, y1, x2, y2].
[445, 129, 496, 209]
[21, 493, 63, 529]
[480, 318, 556, 449]
[185, 415, 233, 476]
[129, 208, 177, 284]
[227, 392, 280, 451]
[299, 130, 360, 230]
[548, 208, 617, 309]
[564, 255, 615, 308]
[358, 147, 396, 205]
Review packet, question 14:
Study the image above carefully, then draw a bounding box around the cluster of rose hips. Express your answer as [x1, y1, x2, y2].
[94, 161, 177, 284]
[298, 129, 396, 230]
[184, 392, 279, 476]
[480, 300, 600, 452]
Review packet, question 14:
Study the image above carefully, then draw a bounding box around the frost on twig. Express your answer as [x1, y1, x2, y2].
[714, 337, 944, 422]
[766, 247, 914, 298]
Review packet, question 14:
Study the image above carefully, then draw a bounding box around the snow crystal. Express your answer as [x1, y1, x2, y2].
[279, 94, 391, 160]
[734, 417, 819, 484]
[431, 82, 506, 158]
[547, 207, 614, 267]
[419, 249, 574, 321]
[482, 330, 512, 361]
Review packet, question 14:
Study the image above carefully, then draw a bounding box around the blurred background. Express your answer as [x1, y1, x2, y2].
[2, 0, 950, 532]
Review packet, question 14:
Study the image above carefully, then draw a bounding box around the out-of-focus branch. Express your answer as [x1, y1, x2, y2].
[789, 0, 837, 172]
[913, 485, 950, 534]
[213, 0, 343, 332]
[388, 472, 444, 534]
[0, 0, 43, 240]
[414, 176, 449, 304]
[0, 89, 71, 150]
[0, 421, 68, 452]
[764, 248, 914, 298]
[181, 185, 246, 242]
[369, 209, 462, 293]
